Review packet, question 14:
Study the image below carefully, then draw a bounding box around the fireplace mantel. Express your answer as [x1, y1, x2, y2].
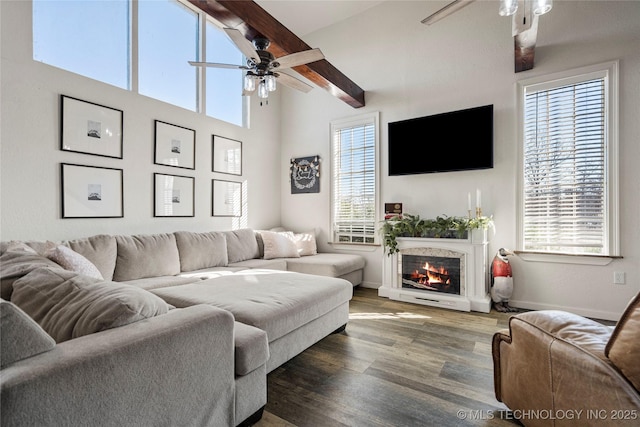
[379, 233, 491, 313]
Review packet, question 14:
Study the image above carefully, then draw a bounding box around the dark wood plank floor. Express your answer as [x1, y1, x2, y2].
[255, 287, 522, 427]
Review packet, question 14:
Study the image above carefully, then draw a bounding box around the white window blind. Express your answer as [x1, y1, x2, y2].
[331, 114, 378, 244]
[522, 70, 613, 255]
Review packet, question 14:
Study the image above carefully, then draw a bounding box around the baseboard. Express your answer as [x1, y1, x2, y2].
[358, 280, 380, 289]
[509, 299, 621, 322]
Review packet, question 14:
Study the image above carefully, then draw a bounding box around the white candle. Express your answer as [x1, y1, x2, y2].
[476, 189, 481, 209]
[467, 192, 471, 211]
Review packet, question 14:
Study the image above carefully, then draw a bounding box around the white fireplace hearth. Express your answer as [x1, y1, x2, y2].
[379, 232, 491, 313]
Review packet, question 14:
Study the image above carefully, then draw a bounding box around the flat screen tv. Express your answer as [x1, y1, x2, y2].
[388, 104, 493, 176]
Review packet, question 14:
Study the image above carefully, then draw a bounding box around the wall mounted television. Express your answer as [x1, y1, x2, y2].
[388, 104, 494, 176]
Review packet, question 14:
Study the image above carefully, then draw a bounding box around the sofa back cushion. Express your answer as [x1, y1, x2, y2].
[605, 291, 640, 391]
[174, 231, 228, 272]
[224, 229, 259, 263]
[63, 234, 117, 281]
[11, 268, 170, 343]
[0, 298, 56, 368]
[113, 234, 180, 281]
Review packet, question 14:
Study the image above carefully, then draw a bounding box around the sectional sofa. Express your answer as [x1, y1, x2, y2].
[0, 228, 365, 426]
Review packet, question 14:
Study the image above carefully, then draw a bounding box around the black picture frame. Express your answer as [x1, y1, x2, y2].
[61, 163, 124, 218]
[212, 179, 242, 217]
[154, 120, 196, 170]
[61, 95, 123, 159]
[212, 135, 242, 176]
[153, 173, 195, 217]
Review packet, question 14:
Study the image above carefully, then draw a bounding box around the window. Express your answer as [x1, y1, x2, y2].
[139, 0, 198, 111]
[205, 21, 244, 127]
[518, 62, 619, 257]
[330, 113, 379, 245]
[33, 0, 244, 126]
[33, 0, 130, 90]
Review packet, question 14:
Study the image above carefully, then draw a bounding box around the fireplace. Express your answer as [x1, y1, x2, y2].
[379, 234, 490, 313]
[401, 253, 462, 295]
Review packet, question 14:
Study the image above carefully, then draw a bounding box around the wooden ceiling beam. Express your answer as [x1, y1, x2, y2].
[186, 0, 365, 108]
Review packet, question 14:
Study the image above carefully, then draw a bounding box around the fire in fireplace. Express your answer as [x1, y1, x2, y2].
[401, 254, 461, 295]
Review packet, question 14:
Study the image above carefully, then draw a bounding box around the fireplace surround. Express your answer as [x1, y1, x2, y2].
[379, 232, 491, 312]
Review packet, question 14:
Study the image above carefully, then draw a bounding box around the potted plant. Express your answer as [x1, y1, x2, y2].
[380, 213, 494, 255]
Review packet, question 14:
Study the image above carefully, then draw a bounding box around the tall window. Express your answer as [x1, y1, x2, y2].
[138, 0, 198, 111]
[330, 113, 379, 245]
[33, 0, 130, 90]
[206, 20, 244, 126]
[518, 62, 618, 257]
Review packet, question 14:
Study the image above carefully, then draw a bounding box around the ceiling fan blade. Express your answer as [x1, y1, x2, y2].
[421, 0, 476, 25]
[275, 72, 313, 93]
[188, 61, 247, 69]
[223, 28, 261, 64]
[272, 48, 324, 70]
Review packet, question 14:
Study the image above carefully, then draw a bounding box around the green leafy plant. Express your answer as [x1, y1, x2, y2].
[380, 213, 494, 255]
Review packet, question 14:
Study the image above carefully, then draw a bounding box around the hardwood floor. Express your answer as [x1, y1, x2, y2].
[255, 287, 522, 427]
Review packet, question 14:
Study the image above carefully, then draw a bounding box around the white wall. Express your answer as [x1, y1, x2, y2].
[0, 1, 282, 242]
[279, 0, 640, 320]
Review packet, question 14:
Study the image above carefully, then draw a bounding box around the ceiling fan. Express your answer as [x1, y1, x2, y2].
[189, 28, 325, 103]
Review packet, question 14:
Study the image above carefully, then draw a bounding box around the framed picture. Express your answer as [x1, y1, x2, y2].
[290, 155, 320, 194]
[154, 120, 196, 170]
[61, 163, 123, 218]
[154, 173, 194, 217]
[212, 135, 242, 176]
[61, 95, 123, 158]
[212, 179, 242, 217]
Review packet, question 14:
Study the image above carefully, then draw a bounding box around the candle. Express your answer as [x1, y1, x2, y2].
[476, 189, 481, 209]
[467, 192, 471, 211]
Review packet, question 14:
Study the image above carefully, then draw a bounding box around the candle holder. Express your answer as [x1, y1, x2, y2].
[468, 209, 473, 219]
[476, 207, 483, 218]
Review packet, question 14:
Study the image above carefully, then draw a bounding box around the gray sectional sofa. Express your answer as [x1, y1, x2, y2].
[0, 228, 365, 426]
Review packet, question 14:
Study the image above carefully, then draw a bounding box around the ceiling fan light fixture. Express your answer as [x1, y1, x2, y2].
[265, 74, 277, 92]
[258, 80, 269, 99]
[533, 0, 552, 15]
[244, 72, 256, 92]
[499, 0, 518, 16]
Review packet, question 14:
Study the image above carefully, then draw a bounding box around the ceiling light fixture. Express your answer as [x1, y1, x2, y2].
[499, 0, 552, 17]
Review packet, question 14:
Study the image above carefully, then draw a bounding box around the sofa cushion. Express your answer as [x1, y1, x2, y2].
[113, 233, 180, 281]
[151, 270, 353, 342]
[121, 275, 201, 291]
[4, 241, 38, 254]
[229, 258, 287, 270]
[11, 268, 170, 343]
[234, 321, 269, 376]
[63, 234, 117, 281]
[174, 231, 228, 272]
[224, 229, 260, 263]
[0, 251, 61, 300]
[294, 232, 318, 256]
[45, 243, 104, 280]
[284, 253, 365, 278]
[605, 291, 640, 391]
[259, 231, 300, 260]
[0, 298, 56, 368]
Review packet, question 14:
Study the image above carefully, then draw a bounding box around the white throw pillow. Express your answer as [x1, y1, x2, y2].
[260, 231, 300, 260]
[294, 232, 318, 256]
[46, 243, 104, 280]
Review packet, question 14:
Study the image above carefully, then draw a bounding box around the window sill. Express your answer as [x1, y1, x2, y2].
[514, 251, 622, 266]
[328, 242, 380, 253]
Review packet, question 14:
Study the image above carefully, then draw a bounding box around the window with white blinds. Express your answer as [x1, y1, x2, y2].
[519, 62, 619, 256]
[330, 113, 379, 244]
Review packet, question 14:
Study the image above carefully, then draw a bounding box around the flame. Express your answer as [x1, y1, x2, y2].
[408, 262, 451, 286]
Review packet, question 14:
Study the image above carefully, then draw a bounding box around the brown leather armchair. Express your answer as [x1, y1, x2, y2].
[492, 292, 640, 426]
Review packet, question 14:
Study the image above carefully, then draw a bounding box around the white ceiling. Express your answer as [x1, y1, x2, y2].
[255, 0, 385, 37]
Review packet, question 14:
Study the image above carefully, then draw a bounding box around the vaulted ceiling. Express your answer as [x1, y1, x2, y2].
[186, 0, 366, 108]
